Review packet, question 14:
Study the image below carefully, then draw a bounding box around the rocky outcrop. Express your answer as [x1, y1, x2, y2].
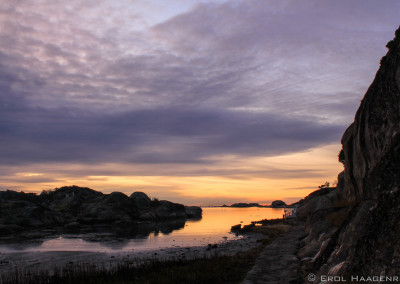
[271, 200, 287, 208]
[129, 192, 202, 220]
[0, 186, 202, 234]
[298, 26, 400, 282]
[185, 206, 203, 219]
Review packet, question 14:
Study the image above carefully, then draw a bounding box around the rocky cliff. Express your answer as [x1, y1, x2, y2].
[298, 26, 400, 282]
[0, 186, 202, 234]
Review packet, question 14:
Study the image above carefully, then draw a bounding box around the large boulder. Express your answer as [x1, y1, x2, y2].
[185, 206, 202, 219]
[153, 200, 187, 219]
[130, 191, 152, 209]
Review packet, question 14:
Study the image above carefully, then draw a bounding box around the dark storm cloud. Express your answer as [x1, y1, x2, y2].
[0, 99, 343, 165]
[0, 0, 399, 168]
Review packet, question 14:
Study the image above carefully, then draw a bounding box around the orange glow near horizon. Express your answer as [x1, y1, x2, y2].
[1, 144, 343, 206]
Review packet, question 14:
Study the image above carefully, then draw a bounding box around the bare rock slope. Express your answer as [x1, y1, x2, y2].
[298, 26, 400, 281]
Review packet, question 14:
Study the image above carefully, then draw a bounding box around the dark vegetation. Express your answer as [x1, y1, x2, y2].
[1, 250, 258, 284]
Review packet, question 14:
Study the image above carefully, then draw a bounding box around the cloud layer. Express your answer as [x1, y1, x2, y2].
[1, 0, 399, 198]
[1, 103, 343, 165]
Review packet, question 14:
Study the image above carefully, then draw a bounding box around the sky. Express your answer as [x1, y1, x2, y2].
[1, 0, 399, 205]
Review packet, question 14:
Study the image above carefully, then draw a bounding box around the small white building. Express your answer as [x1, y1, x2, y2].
[283, 207, 297, 219]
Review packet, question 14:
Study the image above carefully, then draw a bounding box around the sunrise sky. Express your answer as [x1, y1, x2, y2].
[1, 0, 399, 205]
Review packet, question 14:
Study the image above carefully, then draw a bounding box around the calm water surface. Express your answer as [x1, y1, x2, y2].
[0, 207, 283, 253]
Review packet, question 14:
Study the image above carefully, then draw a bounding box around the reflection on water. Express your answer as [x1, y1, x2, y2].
[0, 207, 283, 253]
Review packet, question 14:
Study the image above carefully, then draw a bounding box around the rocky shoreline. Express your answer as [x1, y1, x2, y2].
[0, 186, 202, 236]
[241, 26, 400, 283]
[243, 225, 306, 284]
[0, 231, 267, 280]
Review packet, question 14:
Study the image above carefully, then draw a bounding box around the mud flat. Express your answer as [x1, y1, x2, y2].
[0, 232, 267, 280]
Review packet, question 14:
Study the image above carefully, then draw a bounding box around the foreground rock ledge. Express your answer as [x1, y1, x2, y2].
[243, 225, 306, 284]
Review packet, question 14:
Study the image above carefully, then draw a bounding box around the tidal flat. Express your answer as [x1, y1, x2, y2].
[0, 208, 286, 283]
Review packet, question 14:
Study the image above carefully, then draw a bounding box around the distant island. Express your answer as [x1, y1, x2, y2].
[223, 200, 295, 208]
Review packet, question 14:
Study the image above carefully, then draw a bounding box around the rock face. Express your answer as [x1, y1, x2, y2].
[298, 27, 400, 281]
[0, 186, 202, 233]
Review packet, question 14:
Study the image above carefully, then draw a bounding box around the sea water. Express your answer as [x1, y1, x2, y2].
[0, 207, 283, 253]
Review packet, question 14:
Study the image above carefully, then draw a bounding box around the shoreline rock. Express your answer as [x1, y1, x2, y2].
[0, 186, 202, 235]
